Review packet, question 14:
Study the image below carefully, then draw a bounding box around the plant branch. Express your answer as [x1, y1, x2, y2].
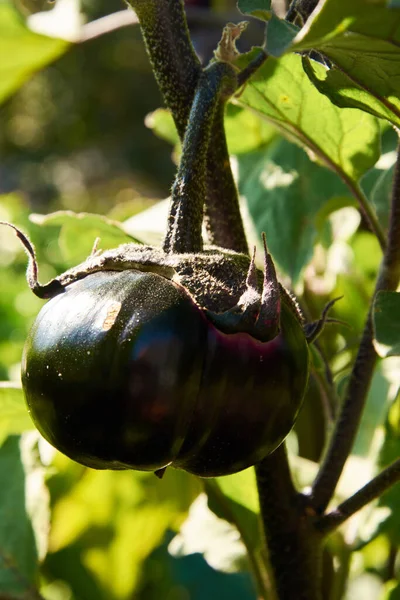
[163, 62, 238, 253]
[126, 0, 250, 254]
[126, 0, 202, 138]
[315, 458, 400, 536]
[204, 103, 249, 253]
[310, 139, 400, 513]
[237, 49, 268, 88]
[255, 445, 323, 599]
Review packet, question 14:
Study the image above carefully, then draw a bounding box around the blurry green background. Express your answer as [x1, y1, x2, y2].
[1, 0, 400, 598]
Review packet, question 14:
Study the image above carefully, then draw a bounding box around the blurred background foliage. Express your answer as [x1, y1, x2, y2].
[1, 0, 400, 598]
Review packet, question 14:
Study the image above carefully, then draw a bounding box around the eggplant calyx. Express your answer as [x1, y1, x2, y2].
[205, 233, 281, 342]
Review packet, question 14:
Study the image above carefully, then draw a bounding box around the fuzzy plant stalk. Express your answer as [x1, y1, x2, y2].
[310, 140, 400, 513]
[163, 61, 238, 254]
[256, 445, 324, 600]
[126, 0, 248, 254]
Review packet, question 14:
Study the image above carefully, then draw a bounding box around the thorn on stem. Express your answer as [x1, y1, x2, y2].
[305, 296, 344, 344]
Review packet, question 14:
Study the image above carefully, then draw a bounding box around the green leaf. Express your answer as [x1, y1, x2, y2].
[265, 13, 300, 57]
[145, 108, 179, 146]
[353, 360, 399, 457]
[266, 1, 400, 126]
[373, 291, 400, 357]
[287, 0, 400, 126]
[303, 57, 400, 126]
[238, 139, 350, 282]
[237, 0, 272, 21]
[381, 582, 400, 600]
[216, 468, 259, 515]
[0, 2, 69, 105]
[291, 0, 391, 52]
[0, 435, 45, 596]
[169, 494, 248, 573]
[371, 164, 395, 231]
[47, 458, 201, 598]
[30, 211, 140, 265]
[375, 387, 400, 545]
[237, 53, 380, 184]
[225, 104, 276, 154]
[0, 383, 34, 445]
[203, 478, 268, 598]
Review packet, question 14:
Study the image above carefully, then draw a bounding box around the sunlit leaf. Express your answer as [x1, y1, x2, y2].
[238, 138, 350, 282]
[0, 2, 69, 105]
[216, 468, 259, 515]
[0, 435, 49, 596]
[290, 0, 400, 126]
[169, 494, 248, 573]
[204, 477, 264, 588]
[237, 53, 380, 184]
[381, 581, 400, 599]
[373, 291, 400, 357]
[302, 55, 400, 128]
[371, 165, 395, 231]
[124, 198, 170, 246]
[47, 458, 201, 598]
[30, 211, 140, 265]
[0, 383, 33, 445]
[291, 0, 394, 52]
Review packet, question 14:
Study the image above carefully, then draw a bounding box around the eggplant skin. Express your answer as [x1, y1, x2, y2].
[22, 269, 309, 477]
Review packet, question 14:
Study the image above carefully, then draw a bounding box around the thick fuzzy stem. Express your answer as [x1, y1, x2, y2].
[127, 0, 201, 138]
[163, 62, 237, 253]
[310, 141, 400, 513]
[127, 0, 248, 253]
[204, 105, 249, 253]
[256, 446, 323, 600]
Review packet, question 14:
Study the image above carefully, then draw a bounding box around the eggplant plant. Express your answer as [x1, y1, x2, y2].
[1, 0, 400, 599]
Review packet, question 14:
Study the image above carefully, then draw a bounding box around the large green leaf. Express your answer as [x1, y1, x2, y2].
[289, 0, 400, 125]
[302, 52, 400, 128]
[262, 1, 400, 126]
[237, 53, 380, 185]
[0, 435, 49, 597]
[46, 456, 201, 599]
[0, 2, 69, 105]
[238, 138, 350, 282]
[0, 383, 33, 445]
[203, 476, 270, 598]
[291, 0, 394, 52]
[30, 211, 140, 265]
[373, 291, 400, 357]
